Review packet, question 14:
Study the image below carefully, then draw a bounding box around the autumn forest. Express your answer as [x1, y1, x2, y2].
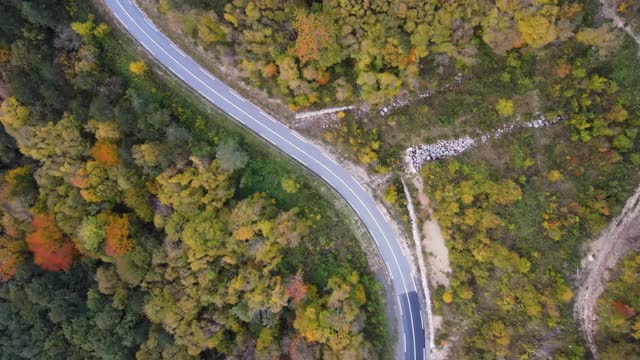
[2, 0, 640, 359]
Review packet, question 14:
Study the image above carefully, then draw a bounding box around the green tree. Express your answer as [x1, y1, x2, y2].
[77, 216, 105, 253]
[197, 14, 226, 44]
[215, 138, 248, 172]
[281, 177, 301, 193]
[496, 98, 514, 117]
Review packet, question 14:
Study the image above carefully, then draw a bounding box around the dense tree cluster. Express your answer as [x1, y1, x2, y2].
[548, 69, 639, 155]
[0, 262, 150, 359]
[0, 0, 386, 358]
[409, 20, 640, 354]
[155, 0, 603, 108]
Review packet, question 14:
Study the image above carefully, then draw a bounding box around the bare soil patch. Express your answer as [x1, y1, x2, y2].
[411, 176, 452, 288]
[421, 221, 451, 288]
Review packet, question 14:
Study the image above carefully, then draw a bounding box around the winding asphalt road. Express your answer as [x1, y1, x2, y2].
[104, 0, 427, 358]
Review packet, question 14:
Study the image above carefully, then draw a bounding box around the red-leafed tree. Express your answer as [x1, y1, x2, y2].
[25, 213, 77, 271]
[286, 272, 307, 304]
[613, 300, 636, 317]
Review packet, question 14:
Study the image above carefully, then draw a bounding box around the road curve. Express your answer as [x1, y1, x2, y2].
[104, 0, 427, 358]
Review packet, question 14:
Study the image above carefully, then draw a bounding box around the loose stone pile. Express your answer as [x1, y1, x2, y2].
[523, 113, 564, 128]
[405, 113, 565, 173]
[405, 137, 476, 173]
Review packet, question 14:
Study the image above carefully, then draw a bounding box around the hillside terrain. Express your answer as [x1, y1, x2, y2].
[140, 0, 640, 358]
[0, 1, 389, 358]
[1, 0, 640, 358]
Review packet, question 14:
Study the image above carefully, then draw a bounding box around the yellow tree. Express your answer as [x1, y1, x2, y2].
[0, 97, 30, 136]
[496, 99, 514, 117]
[516, 15, 557, 49]
[129, 60, 148, 76]
[197, 14, 226, 44]
[281, 177, 301, 193]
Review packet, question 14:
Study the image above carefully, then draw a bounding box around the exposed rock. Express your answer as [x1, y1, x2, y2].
[405, 113, 565, 173]
[294, 105, 356, 120]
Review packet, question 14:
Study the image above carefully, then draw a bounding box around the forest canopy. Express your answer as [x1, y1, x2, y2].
[153, 0, 612, 108]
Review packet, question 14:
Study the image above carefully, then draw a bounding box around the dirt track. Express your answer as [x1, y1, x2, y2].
[573, 186, 640, 359]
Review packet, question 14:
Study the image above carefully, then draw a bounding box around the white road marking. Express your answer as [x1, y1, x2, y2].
[292, 131, 308, 144]
[229, 89, 245, 102]
[322, 154, 339, 166]
[143, 17, 157, 31]
[259, 110, 277, 122]
[113, 1, 421, 357]
[384, 260, 392, 276]
[199, 67, 217, 83]
[142, 44, 155, 56]
[232, 115, 245, 125]
[114, 11, 125, 24]
[170, 43, 186, 57]
[419, 310, 424, 330]
[397, 297, 403, 316]
[291, 154, 308, 166]
[203, 93, 217, 106]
